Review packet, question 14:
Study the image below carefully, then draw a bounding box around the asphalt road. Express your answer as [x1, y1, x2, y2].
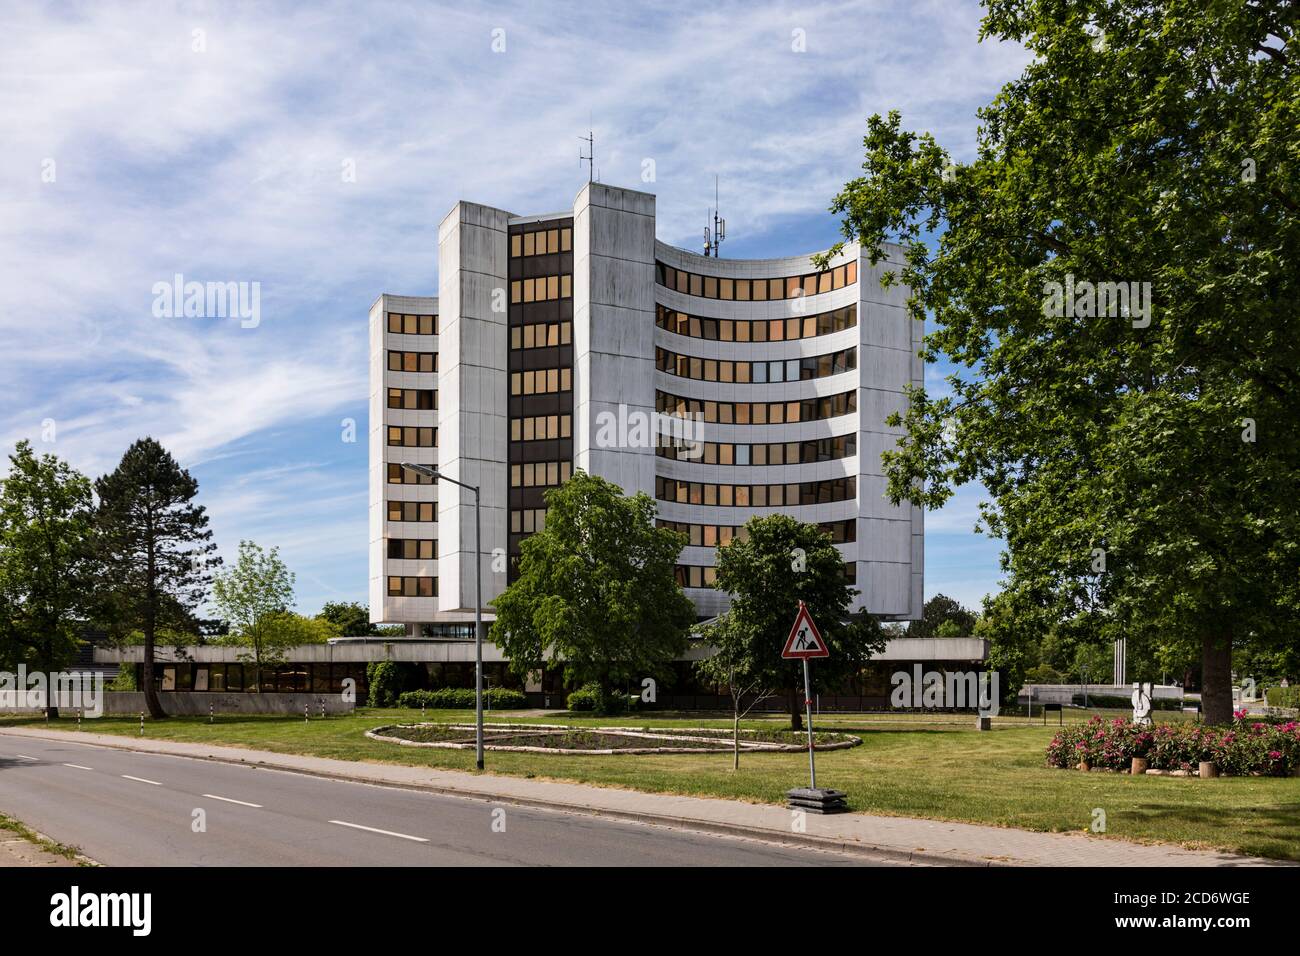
[0, 733, 898, 866]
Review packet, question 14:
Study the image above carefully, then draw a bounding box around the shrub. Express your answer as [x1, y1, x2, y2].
[565, 683, 629, 715]
[107, 668, 137, 692]
[1266, 686, 1300, 709]
[396, 687, 528, 710]
[1046, 715, 1300, 776]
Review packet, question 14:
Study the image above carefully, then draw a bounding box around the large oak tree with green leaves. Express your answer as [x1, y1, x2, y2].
[490, 472, 695, 708]
[824, 0, 1298, 724]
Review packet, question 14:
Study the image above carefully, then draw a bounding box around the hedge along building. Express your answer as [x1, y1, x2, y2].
[371, 181, 924, 638]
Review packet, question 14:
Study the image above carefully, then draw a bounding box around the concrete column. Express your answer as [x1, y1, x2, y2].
[571, 183, 658, 498]
[437, 201, 512, 612]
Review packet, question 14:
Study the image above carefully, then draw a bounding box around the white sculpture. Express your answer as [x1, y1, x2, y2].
[1131, 681, 1153, 726]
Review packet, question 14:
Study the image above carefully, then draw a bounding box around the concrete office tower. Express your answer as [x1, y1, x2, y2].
[370, 182, 923, 634]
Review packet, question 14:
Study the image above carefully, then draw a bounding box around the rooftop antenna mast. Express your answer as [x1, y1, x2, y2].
[579, 128, 594, 183]
[703, 175, 726, 257]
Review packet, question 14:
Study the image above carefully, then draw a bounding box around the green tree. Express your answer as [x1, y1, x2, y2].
[823, 1, 1299, 725]
[318, 601, 378, 637]
[490, 472, 695, 710]
[909, 594, 979, 638]
[94, 438, 219, 717]
[0, 441, 95, 717]
[712, 514, 888, 730]
[212, 541, 296, 692]
[695, 614, 779, 769]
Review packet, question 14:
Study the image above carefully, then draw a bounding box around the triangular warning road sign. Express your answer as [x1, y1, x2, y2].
[782, 601, 829, 659]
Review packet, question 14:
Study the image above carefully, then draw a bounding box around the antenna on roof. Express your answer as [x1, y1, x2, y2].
[579, 128, 594, 183]
[703, 175, 726, 257]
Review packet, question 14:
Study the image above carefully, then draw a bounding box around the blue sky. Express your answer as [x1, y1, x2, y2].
[0, 0, 1028, 616]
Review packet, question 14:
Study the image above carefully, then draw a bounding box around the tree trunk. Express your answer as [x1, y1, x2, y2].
[733, 706, 740, 771]
[1200, 632, 1232, 726]
[142, 629, 166, 719]
[788, 687, 803, 731]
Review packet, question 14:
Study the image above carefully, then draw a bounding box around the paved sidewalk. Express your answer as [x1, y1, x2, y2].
[0, 726, 1281, 867]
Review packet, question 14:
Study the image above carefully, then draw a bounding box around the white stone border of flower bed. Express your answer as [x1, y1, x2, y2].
[365, 722, 863, 756]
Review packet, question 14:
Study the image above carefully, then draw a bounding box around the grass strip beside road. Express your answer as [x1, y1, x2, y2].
[2, 708, 1295, 861]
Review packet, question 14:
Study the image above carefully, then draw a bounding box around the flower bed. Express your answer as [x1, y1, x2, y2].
[1046, 713, 1300, 777]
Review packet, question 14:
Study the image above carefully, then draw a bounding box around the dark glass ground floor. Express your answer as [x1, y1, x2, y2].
[136, 658, 997, 712]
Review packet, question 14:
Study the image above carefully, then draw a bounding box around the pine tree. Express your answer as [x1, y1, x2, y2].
[94, 439, 219, 718]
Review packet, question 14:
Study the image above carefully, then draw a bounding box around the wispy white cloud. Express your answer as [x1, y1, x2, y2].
[0, 0, 1026, 611]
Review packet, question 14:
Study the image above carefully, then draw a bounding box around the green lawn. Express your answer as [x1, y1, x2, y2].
[4, 708, 1296, 860]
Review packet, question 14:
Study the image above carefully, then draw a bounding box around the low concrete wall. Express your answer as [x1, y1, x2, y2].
[1018, 683, 1188, 705]
[0, 692, 356, 716]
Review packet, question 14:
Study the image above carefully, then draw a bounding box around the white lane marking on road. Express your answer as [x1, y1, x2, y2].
[63, 763, 93, 770]
[14, 755, 38, 761]
[201, 794, 262, 808]
[328, 820, 428, 843]
[121, 775, 162, 786]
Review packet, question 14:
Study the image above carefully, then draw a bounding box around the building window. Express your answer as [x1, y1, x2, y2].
[656, 346, 856, 383]
[386, 426, 437, 447]
[510, 461, 573, 488]
[655, 390, 856, 425]
[387, 501, 437, 522]
[387, 351, 437, 373]
[654, 303, 857, 342]
[510, 275, 573, 304]
[388, 538, 437, 560]
[655, 260, 855, 300]
[387, 388, 437, 410]
[511, 227, 573, 258]
[386, 313, 438, 335]
[387, 576, 437, 597]
[654, 476, 856, 507]
[387, 463, 436, 484]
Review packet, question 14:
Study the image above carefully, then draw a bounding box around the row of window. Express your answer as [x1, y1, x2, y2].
[511, 460, 574, 488]
[511, 413, 572, 442]
[655, 347, 857, 384]
[387, 388, 437, 410]
[510, 508, 547, 534]
[386, 463, 435, 484]
[510, 275, 573, 304]
[387, 500, 437, 522]
[511, 227, 573, 258]
[655, 476, 857, 508]
[387, 576, 437, 597]
[387, 426, 437, 448]
[386, 312, 438, 336]
[656, 434, 856, 466]
[656, 260, 857, 301]
[387, 350, 437, 373]
[511, 321, 573, 350]
[656, 304, 858, 343]
[659, 518, 857, 548]
[388, 538, 437, 560]
[675, 562, 856, 588]
[511, 367, 573, 396]
[656, 390, 857, 425]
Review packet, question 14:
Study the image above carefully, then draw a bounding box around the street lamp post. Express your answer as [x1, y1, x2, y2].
[400, 462, 484, 770]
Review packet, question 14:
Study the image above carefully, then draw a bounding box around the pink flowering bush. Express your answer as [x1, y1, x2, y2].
[1045, 714, 1300, 776]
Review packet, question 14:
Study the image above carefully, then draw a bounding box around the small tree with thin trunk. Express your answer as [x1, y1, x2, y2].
[212, 540, 296, 692]
[695, 614, 778, 770]
[94, 438, 218, 718]
[712, 514, 888, 731]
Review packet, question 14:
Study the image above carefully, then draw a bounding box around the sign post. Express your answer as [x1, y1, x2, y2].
[782, 601, 846, 814]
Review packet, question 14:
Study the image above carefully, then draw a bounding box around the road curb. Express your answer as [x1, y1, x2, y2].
[3, 729, 1001, 867]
